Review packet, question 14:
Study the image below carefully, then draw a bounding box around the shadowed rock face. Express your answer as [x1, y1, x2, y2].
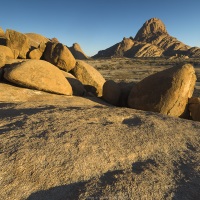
[69, 43, 88, 60]
[93, 17, 198, 58]
[43, 42, 76, 72]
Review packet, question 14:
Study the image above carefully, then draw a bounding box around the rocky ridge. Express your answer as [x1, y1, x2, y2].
[93, 18, 200, 58]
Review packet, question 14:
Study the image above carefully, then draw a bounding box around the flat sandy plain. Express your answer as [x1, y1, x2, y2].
[85, 57, 200, 97]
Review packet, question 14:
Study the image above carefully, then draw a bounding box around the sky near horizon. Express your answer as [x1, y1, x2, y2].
[1, 0, 200, 56]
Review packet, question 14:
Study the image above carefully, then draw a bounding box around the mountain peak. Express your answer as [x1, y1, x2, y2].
[135, 18, 168, 42]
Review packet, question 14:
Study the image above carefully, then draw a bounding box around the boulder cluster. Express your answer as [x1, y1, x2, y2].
[0, 25, 199, 121]
[0, 28, 104, 97]
[93, 18, 200, 58]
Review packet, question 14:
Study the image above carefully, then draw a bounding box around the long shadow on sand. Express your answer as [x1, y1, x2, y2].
[27, 169, 124, 200]
[0, 105, 56, 134]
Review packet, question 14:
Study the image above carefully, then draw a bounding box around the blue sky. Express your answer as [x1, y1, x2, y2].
[1, 0, 200, 56]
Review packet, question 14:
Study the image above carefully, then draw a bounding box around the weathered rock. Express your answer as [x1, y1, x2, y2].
[134, 18, 190, 56]
[188, 97, 200, 121]
[50, 37, 59, 43]
[69, 43, 88, 59]
[103, 80, 121, 106]
[25, 33, 49, 48]
[28, 42, 46, 60]
[43, 42, 76, 71]
[93, 17, 195, 58]
[28, 48, 43, 60]
[4, 60, 72, 95]
[0, 52, 6, 68]
[130, 43, 163, 57]
[6, 29, 30, 59]
[61, 70, 86, 96]
[135, 18, 168, 42]
[128, 64, 196, 117]
[72, 60, 106, 97]
[0, 45, 14, 59]
[188, 47, 200, 58]
[0, 102, 200, 200]
[0, 27, 4, 37]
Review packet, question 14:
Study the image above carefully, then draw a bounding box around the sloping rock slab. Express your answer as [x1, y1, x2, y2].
[0, 102, 199, 200]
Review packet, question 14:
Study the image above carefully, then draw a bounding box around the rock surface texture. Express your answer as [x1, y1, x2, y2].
[188, 97, 200, 121]
[4, 60, 72, 95]
[128, 64, 196, 117]
[0, 45, 14, 59]
[6, 29, 30, 59]
[43, 42, 76, 72]
[0, 101, 199, 200]
[102, 80, 121, 106]
[72, 60, 106, 97]
[25, 33, 49, 48]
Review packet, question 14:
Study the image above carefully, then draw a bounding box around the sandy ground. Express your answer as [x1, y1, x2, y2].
[0, 58, 200, 200]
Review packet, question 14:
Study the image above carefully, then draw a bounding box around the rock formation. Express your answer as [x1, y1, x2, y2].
[61, 70, 87, 96]
[69, 43, 88, 59]
[6, 29, 30, 59]
[0, 45, 14, 59]
[128, 64, 196, 117]
[0, 27, 4, 37]
[25, 33, 49, 48]
[43, 42, 76, 72]
[28, 42, 46, 60]
[0, 52, 6, 68]
[93, 17, 199, 58]
[188, 97, 200, 121]
[103, 80, 121, 106]
[72, 60, 106, 97]
[4, 60, 73, 95]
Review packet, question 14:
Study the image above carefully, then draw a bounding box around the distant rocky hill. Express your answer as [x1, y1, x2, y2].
[69, 43, 88, 60]
[93, 18, 200, 58]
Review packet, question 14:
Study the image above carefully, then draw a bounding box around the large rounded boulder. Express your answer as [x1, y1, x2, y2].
[72, 61, 106, 97]
[128, 64, 196, 117]
[0, 45, 14, 59]
[103, 80, 121, 106]
[4, 60, 72, 95]
[43, 42, 76, 72]
[5, 29, 30, 59]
